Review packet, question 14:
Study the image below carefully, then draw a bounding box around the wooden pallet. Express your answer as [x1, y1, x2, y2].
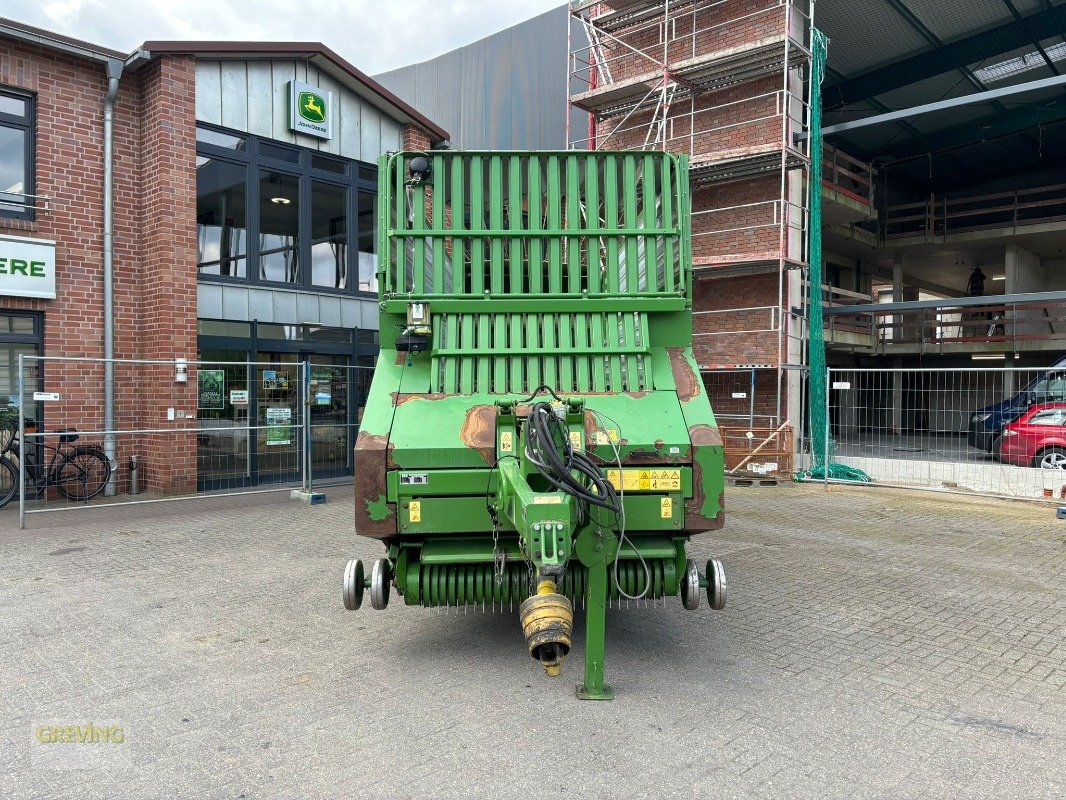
[727, 476, 780, 487]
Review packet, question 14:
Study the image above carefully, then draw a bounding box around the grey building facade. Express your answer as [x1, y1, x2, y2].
[375, 5, 586, 150]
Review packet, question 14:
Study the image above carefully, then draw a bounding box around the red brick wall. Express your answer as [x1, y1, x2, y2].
[0, 43, 198, 493]
[596, 0, 787, 82]
[585, 0, 797, 273]
[692, 272, 782, 366]
[138, 55, 198, 492]
[403, 125, 432, 152]
[691, 174, 781, 263]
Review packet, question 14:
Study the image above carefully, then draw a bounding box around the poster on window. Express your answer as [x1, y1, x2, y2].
[263, 369, 290, 391]
[265, 407, 292, 446]
[310, 368, 333, 406]
[197, 370, 225, 410]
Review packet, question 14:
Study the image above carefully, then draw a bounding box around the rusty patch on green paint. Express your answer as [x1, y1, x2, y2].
[355, 431, 395, 540]
[685, 424, 725, 533]
[668, 347, 701, 403]
[391, 392, 450, 406]
[689, 423, 723, 447]
[459, 404, 497, 465]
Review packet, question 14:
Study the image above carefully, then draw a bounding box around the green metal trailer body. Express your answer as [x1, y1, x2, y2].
[345, 150, 726, 699]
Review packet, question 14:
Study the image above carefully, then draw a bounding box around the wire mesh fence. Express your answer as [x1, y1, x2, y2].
[1, 356, 374, 527]
[823, 366, 1066, 500]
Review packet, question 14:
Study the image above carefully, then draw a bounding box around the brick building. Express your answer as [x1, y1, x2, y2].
[0, 18, 446, 493]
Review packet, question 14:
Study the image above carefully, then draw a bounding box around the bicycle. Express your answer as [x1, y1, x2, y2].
[0, 417, 113, 509]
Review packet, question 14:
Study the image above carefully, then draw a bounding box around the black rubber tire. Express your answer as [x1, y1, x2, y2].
[1034, 446, 1066, 470]
[0, 456, 17, 509]
[55, 446, 112, 501]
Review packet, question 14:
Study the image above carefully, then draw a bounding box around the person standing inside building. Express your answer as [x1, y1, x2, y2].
[967, 266, 986, 297]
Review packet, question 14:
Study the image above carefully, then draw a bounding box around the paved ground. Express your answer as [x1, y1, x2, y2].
[1, 483, 1063, 799]
[835, 432, 996, 464]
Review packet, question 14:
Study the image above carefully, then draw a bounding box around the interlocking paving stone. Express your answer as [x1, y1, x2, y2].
[1, 484, 1063, 798]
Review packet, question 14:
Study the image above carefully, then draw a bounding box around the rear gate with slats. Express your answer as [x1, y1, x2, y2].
[433, 312, 651, 395]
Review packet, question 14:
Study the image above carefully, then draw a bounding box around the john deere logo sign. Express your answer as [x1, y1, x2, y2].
[299, 92, 326, 123]
[0, 233, 56, 300]
[289, 80, 332, 140]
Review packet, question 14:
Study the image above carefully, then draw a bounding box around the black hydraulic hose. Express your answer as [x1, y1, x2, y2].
[525, 401, 620, 513]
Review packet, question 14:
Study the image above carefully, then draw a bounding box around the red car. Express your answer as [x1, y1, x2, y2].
[999, 402, 1066, 469]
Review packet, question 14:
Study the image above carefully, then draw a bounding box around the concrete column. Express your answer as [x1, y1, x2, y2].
[891, 356, 903, 435]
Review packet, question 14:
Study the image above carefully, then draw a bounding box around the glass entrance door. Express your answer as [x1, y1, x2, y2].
[306, 354, 352, 479]
[196, 348, 252, 490]
[256, 353, 302, 484]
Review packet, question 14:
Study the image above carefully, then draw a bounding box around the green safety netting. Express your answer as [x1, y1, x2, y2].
[797, 28, 870, 485]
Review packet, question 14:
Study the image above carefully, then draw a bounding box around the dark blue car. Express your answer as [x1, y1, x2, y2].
[968, 357, 1066, 453]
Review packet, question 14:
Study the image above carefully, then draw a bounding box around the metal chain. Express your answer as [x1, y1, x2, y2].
[490, 507, 505, 586]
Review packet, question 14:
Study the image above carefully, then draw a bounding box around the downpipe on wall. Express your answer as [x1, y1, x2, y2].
[102, 58, 123, 495]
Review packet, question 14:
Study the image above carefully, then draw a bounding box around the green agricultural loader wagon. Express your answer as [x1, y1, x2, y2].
[342, 150, 727, 699]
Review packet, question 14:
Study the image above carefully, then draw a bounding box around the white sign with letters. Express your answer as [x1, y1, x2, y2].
[0, 233, 56, 300]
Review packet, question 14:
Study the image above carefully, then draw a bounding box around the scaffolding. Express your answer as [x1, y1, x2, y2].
[567, 0, 814, 427]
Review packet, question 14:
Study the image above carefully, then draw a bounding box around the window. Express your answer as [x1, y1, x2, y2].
[1028, 375, 1066, 402]
[0, 90, 34, 220]
[1029, 409, 1066, 427]
[311, 181, 347, 289]
[357, 191, 377, 292]
[0, 312, 41, 427]
[195, 125, 378, 293]
[196, 157, 248, 277]
[258, 170, 300, 283]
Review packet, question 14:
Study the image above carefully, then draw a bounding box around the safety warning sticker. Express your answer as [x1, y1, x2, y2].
[605, 468, 682, 492]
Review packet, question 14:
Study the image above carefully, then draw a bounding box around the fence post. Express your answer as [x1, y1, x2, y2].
[302, 360, 311, 492]
[823, 367, 831, 486]
[18, 353, 25, 530]
[748, 367, 756, 428]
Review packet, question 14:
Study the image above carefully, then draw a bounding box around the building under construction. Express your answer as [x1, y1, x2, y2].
[567, 0, 815, 431]
[381, 0, 1066, 493]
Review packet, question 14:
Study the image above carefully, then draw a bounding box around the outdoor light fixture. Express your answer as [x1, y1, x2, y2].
[408, 155, 431, 183]
[271, 196, 292, 205]
[971, 354, 1005, 360]
[991, 274, 1006, 281]
[175, 358, 189, 382]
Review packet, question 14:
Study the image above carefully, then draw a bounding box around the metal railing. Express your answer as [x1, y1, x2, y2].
[4, 355, 373, 528]
[691, 198, 809, 264]
[818, 366, 1066, 501]
[694, 305, 780, 336]
[884, 183, 1066, 239]
[0, 191, 52, 214]
[822, 144, 875, 207]
[822, 295, 1066, 352]
[701, 366, 780, 428]
[569, 1, 807, 94]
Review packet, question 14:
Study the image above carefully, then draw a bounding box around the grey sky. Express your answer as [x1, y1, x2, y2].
[6, 0, 563, 74]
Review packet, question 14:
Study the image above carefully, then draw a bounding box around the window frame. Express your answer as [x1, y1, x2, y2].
[195, 123, 378, 296]
[0, 89, 36, 222]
